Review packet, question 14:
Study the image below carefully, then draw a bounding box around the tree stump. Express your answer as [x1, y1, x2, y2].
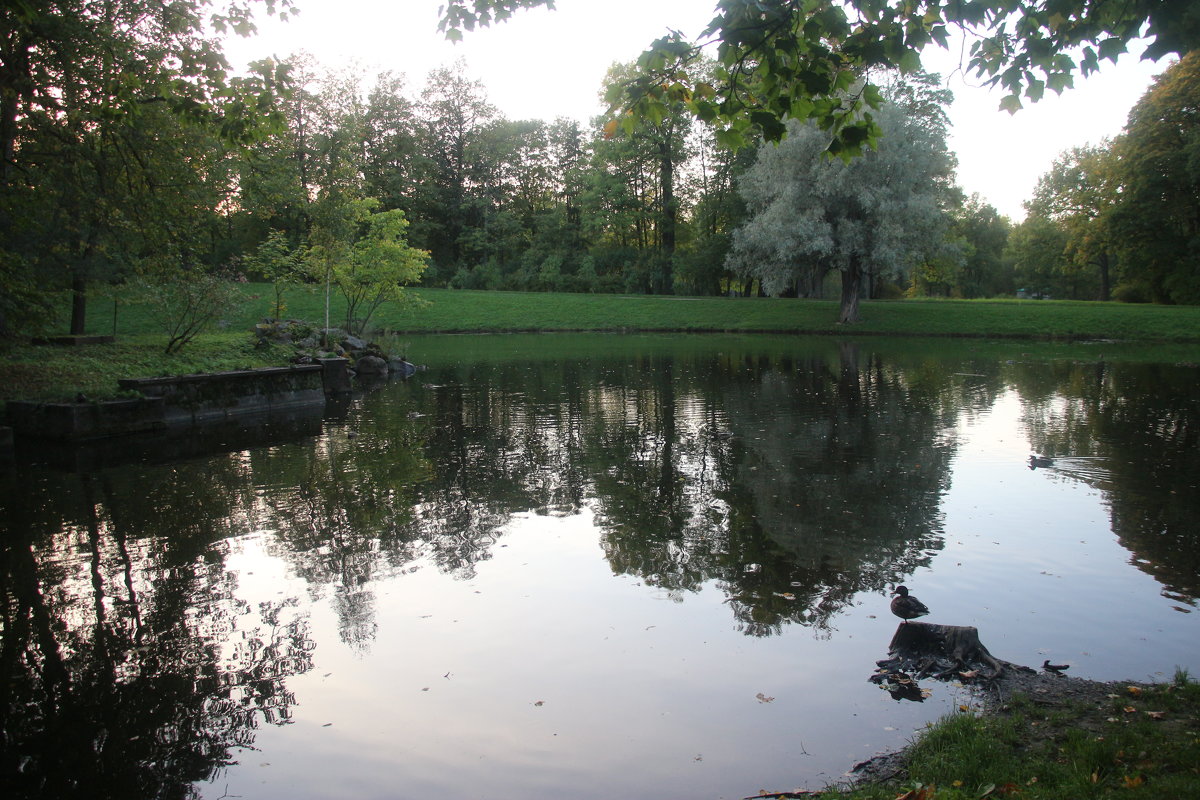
[871, 622, 1032, 698]
[890, 622, 1005, 676]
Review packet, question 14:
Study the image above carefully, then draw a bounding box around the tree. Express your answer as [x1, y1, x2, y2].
[1006, 215, 1072, 299]
[307, 199, 428, 337]
[953, 195, 1012, 299]
[1027, 143, 1120, 301]
[0, 0, 291, 336]
[726, 73, 959, 323]
[595, 62, 692, 293]
[440, 0, 1200, 156]
[1110, 52, 1200, 304]
[413, 62, 499, 273]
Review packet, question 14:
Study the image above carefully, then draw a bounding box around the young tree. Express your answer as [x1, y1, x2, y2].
[726, 73, 959, 322]
[307, 199, 428, 337]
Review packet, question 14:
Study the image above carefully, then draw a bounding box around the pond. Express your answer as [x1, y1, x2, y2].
[2, 333, 1198, 800]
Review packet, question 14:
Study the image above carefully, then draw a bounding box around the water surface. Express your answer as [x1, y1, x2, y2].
[2, 334, 1197, 800]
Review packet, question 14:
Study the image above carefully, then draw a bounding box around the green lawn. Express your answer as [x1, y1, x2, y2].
[5, 285, 1198, 406]
[75, 284, 1200, 342]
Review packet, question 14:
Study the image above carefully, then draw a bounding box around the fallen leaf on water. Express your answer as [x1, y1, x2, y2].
[534, 700, 544, 707]
[755, 692, 775, 703]
[773, 592, 796, 600]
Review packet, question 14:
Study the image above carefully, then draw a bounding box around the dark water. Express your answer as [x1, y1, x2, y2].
[2, 334, 1198, 800]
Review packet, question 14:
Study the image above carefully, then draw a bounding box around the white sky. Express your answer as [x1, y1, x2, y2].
[222, 0, 1169, 220]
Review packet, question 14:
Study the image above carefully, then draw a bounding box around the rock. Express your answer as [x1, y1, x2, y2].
[354, 355, 388, 375]
[388, 357, 416, 377]
[343, 335, 368, 352]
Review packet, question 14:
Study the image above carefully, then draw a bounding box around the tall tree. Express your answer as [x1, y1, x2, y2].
[1005, 215, 1073, 298]
[1111, 52, 1200, 304]
[414, 62, 499, 273]
[953, 195, 1012, 299]
[0, 0, 290, 336]
[1027, 142, 1120, 301]
[727, 73, 959, 322]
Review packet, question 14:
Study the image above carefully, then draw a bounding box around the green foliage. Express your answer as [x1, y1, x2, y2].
[440, 0, 1198, 156]
[1026, 142, 1120, 301]
[244, 229, 306, 318]
[727, 72, 960, 322]
[306, 200, 429, 336]
[1111, 52, 1200, 305]
[0, 0, 292, 337]
[135, 270, 243, 354]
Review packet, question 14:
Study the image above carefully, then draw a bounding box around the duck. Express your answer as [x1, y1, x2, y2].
[890, 585, 929, 623]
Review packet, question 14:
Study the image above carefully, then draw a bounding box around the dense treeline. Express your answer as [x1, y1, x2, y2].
[2, 2, 1198, 341]
[1014, 52, 1200, 305]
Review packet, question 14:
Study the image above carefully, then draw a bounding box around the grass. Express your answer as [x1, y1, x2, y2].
[0, 334, 295, 405]
[3, 283, 1199, 407]
[66, 284, 1200, 342]
[821, 672, 1200, 800]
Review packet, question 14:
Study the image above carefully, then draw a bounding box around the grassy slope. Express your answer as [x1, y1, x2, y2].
[827, 675, 1200, 800]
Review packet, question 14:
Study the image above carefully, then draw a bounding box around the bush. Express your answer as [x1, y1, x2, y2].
[1112, 282, 1153, 303]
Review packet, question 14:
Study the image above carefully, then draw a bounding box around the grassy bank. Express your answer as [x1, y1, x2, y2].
[68, 284, 1200, 342]
[3, 285, 1199, 407]
[819, 672, 1200, 800]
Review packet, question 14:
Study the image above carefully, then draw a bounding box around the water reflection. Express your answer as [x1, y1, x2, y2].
[1015, 359, 1200, 603]
[1, 335, 1197, 799]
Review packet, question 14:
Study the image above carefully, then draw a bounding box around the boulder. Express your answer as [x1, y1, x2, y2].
[354, 354, 388, 375]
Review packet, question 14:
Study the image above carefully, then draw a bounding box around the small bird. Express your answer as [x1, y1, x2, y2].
[891, 585, 930, 623]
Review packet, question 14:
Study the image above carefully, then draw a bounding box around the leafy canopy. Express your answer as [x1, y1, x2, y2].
[439, 0, 1200, 156]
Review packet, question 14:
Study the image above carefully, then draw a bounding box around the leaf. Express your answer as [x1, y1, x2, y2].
[602, 119, 620, 140]
[897, 49, 921, 74]
[998, 94, 1022, 114]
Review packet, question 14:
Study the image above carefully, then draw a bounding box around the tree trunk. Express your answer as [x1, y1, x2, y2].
[838, 260, 862, 323]
[70, 268, 88, 336]
[657, 138, 676, 294]
[1096, 250, 1111, 301]
[887, 621, 1008, 678]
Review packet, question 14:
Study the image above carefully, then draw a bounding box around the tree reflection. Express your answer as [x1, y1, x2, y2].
[1014, 359, 1200, 602]
[0, 459, 313, 799]
[397, 340, 982, 636]
[8, 338, 1190, 797]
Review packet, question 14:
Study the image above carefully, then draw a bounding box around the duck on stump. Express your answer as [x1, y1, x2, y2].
[890, 585, 929, 623]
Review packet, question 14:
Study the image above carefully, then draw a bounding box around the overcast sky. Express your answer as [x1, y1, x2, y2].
[222, 0, 1169, 221]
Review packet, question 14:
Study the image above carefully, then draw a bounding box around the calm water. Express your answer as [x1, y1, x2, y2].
[2, 334, 1198, 800]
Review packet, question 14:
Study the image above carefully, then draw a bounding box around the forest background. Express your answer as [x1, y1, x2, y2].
[2, 0, 1199, 345]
